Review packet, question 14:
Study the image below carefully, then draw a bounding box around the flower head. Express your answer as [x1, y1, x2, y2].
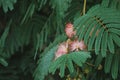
[69, 40, 80, 51]
[65, 23, 76, 38]
[79, 40, 87, 50]
[69, 39, 87, 51]
[55, 42, 68, 59]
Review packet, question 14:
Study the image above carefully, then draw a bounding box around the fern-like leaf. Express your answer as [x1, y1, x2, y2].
[104, 53, 113, 73]
[34, 34, 67, 80]
[34, 46, 58, 80]
[0, 20, 11, 66]
[74, 5, 120, 56]
[111, 52, 119, 79]
[49, 51, 91, 77]
[0, 0, 17, 13]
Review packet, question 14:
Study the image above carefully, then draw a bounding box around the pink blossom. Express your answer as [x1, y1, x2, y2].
[69, 40, 87, 51]
[55, 42, 68, 59]
[79, 40, 87, 50]
[65, 23, 76, 38]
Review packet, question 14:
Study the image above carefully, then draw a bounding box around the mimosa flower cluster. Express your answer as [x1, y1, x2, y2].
[55, 23, 87, 59]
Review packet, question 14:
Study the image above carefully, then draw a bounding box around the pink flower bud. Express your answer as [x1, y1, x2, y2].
[65, 23, 76, 38]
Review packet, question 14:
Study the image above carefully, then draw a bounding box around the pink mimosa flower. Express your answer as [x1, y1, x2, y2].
[79, 40, 87, 50]
[69, 40, 80, 51]
[65, 23, 76, 38]
[55, 42, 68, 59]
[70, 40, 87, 51]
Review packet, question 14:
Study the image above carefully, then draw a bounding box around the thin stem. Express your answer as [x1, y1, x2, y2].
[86, 62, 95, 67]
[83, 0, 86, 15]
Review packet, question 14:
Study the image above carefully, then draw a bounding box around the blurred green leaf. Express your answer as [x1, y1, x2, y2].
[49, 51, 91, 77]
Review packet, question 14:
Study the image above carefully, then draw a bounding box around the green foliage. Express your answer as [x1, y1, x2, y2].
[34, 34, 67, 80]
[37, 0, 47, 10]
[0, 20, 11, 66]
[0, 0, 17, 13]
[104, 53, 113, 73]
[34, 46, 58, 80]
[49, 51, 91, 77]
[50, 0, 72, 18]
[0, 57, 8, 66]
[74, 5, 120, 57]
[21, 3, 35, 24]
[111, 50, 120, 79]
[94, 54, 103, 67]
[0, 51, 36, 80]
[50, 0, 72, 33]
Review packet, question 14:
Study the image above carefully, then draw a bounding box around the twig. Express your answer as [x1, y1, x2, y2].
[83, 0, 86, 15]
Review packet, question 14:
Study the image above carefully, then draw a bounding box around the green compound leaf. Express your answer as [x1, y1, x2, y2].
[49, 51, 91, 77]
